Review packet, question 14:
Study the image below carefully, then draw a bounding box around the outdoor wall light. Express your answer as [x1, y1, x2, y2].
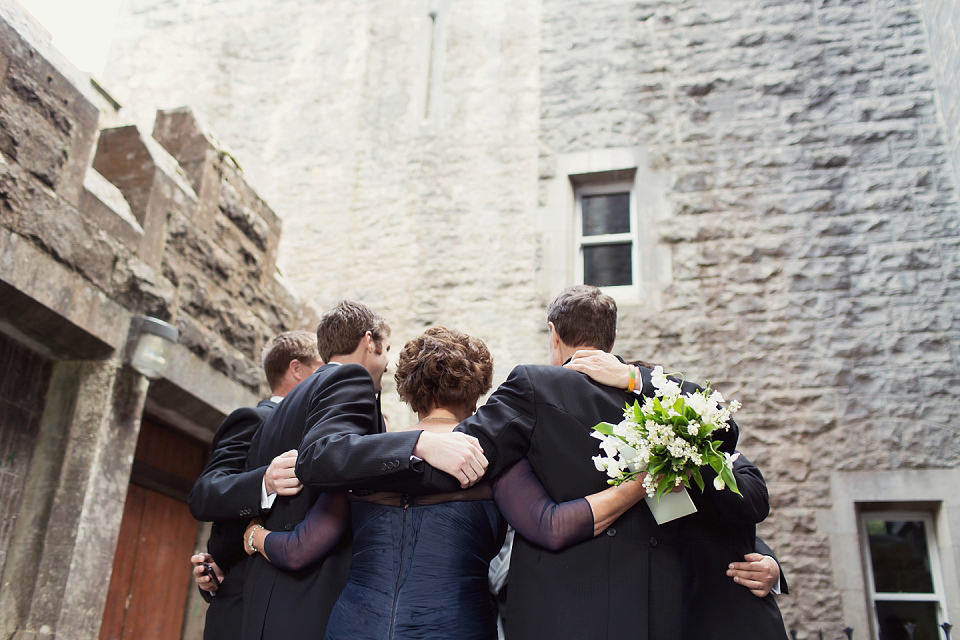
[126, 315, 179, 380]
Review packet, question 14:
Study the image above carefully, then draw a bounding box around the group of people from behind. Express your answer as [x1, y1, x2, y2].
[189, 285, 789, 639]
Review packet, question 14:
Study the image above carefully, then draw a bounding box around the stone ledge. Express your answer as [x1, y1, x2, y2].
[79, 169, 144, 253]
[146, 342, 260, 443]
[0, 227, 128, 358]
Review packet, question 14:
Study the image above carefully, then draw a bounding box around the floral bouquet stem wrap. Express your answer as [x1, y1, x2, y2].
[591, 366, 742, 501]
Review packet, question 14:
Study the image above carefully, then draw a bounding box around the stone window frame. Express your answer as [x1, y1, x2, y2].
[537, 147, 671, 307]
[821, 469, 960, 639]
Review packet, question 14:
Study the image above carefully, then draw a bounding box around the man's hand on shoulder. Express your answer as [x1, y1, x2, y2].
[265, 450, 303, 496]
[727, 552, 780, 597]
[413, 431, 488, 489]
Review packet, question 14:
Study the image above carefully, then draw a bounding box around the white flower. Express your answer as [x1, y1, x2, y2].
[599, 439, 620, 458]
[724, 451, 741, 467]
[650, 366, 668, 390]
[686, 422, 700, 437]
[713, 474, 726, 491]
[642, 473, 657, 498]
[685, 393, 709, 415]
[660, 380, 681, 402]
[728, 399, 742, 413]
[613, 420, 634, 440]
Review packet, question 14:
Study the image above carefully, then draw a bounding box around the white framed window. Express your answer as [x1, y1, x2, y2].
[574, 181, 638, 294]
[537, 147, 671, 307]
[860, 510, 950, 640]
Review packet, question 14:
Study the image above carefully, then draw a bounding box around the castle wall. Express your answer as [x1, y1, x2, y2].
[0, 0, 315, 635]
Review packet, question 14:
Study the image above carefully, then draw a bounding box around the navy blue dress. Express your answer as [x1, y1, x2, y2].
[261, 460, 594, 640]
[325, 494, 504, 639]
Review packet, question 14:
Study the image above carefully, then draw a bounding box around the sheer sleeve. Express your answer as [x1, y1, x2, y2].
[492, 459, 594, 552]
[262, 492, 350, 571]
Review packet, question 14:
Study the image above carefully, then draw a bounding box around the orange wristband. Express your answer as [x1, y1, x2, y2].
[627, 365, 637, 393]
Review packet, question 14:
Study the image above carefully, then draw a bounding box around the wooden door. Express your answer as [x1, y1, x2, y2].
[100, 419, 206, 640]
[0, 332, 51, 567]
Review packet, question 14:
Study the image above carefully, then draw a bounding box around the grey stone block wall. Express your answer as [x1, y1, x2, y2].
[540, 0, 960, 632]
[919, 0, 960, 207]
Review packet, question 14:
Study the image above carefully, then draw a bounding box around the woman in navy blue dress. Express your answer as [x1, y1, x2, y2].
[244, 327, 648, 640]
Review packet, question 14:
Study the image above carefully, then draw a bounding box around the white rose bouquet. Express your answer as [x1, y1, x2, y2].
[592, 366, 742, 501]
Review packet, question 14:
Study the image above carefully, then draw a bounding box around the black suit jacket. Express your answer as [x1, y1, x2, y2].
[241, 363, 405, 640]
[679, 455, 788, 640]
[187, 399, 276, 640]
[299, 362, 738, 640]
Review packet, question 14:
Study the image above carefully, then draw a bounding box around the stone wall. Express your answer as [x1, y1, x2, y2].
[0, 1, 315, 636]
[539, 0, 960, 632]
[0, 26, 311, 397]
[919, 0, 960, 199]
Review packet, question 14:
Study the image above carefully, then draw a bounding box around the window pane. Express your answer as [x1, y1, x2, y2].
[875, 600, 939, 640]
[866, 519, 934, 593]
[583, 243, 632, 287]
[582, 193, 630, 236]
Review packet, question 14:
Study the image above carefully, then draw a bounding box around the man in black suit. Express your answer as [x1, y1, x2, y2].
[242, 301, 488, 640]
[188, 331, 322, 640]
[299, 285, 738, 640]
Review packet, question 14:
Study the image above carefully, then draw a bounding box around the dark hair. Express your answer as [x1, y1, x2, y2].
[628, 359, 660, 370]
[261, 331, 321, 390]
[546, 285, 617, 352]
[316, 301, 390, 363]
[394, 327, 494, 415]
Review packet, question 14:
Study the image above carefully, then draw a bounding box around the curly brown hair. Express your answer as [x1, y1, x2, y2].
[394, 327, 494, 415]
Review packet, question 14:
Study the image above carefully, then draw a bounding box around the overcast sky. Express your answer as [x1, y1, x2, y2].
[14, 0, 122, 75]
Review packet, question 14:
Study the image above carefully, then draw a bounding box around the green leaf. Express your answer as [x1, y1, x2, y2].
[648, 458, 669, 476]
[593, 422, 616, 436]
[655, 474, 674, 502]
[719, 464, 742, 496]
[708, 453, 724, 475]
[691, 467, 705, 492]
